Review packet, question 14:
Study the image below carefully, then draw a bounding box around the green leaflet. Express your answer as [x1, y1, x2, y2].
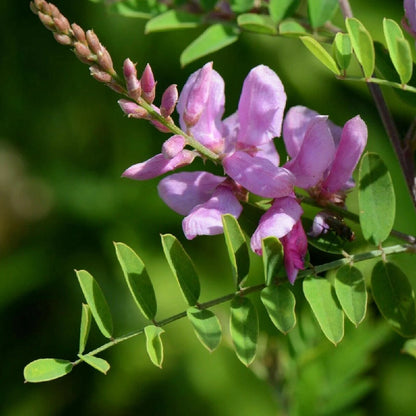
[383, 18, 413, 85]
[230, 296, 258, 366]
[78, 354, 110, 375]
[114, 242, 157, 320]
[402, 338, 416, 359]
[334, 265, 367, 326]
[303, 276, 344, 345]
[161, 234, 200, 306]
[261, 284, 296, 334]
[261, 236, 284, 286]
[222, 214, 250, 287]
[109, 0, 167, 19]
[269, 0, 300, 24]
[79, 303, 92, 355]
[230, 0, 255, 13]
[279, 21, 307, 36]
[371, 261, 416, 337]
[187, 307, 222, 352]
[144, 325, 165, 368]
[145, 10, 202, 33]
[332, 32, 352, 71]
[358, 152, 395, 246]
[300, 36, 341, 75]
[237, 14, 278, 35]
[75, 270, 114, 339]
[24, 359, 73, 383]
[346, 18, 375, 79]
[180, 24, 240, 67]
[307, 0, 338, 28]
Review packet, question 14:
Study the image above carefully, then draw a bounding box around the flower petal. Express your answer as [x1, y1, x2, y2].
[322, 115, 367, 193]
[281, 221, 308, 284]
[236, 65, 286, 147]
[250, 197, 303, 255]
[158, 171, 225, 215]
[284, 116, 336, 189]
[182, 187, 243, 239]
[404, 0, 416, 37]
[122, 151, 195, 180]
[177, 64, 225, 153]
[223, 151, 295, 198]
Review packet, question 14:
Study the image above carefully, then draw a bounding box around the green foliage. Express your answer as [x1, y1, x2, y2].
[114, 241, 157, 320]
[222, 214, 250, 288]
[23, 359, 73, 383]
[230, 0, 255, 13]
[303, 276, 344, 345]
[269, 0, 300, 24]
[278, 20, 307, 36]
[307, 0, 339, 28]
[187, 307, 222, 352]
[261, 236, 284, 286]
[108, 0, 168, 19]
[237, 14, 278, 35]
[79, 303, 92, 354]
[371, 261, 416, 337]
[358, 152, 396, 246]
[78, 354, 111, 374]
[144, 325, 165, 368]
[230, 296, 258, 366]
[145, 10, 202, 33]
[332, 32, 352, 71]
[75, 269, 114, 339]
[161, 234, 201, 306]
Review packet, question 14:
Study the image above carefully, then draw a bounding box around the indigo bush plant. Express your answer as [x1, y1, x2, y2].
[20, 0, 416, 413]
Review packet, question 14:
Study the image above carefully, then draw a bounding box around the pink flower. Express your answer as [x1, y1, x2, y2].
[403, 0, 416, 38]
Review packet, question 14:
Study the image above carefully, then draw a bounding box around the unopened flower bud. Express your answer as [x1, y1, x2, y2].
[53, 15, 71, 34]
[123, 58, 141, 100]
[74, 41, 93, 62]
[160, 84, 178, 118]
[71, 23, 86, 43]
[107, 80, 125, 94]
[118, 99, 149, 119]
[48, 3, 61, 18]
[39, 0, 50, 14]
[141, 63, 156, 104]
[86, 30, 101, 55]
[53, 33, 72, 46]
[162, 135, 186, 159]
[38, 12, 55, 30]
[90, 65, 112, 83]
[30, 2, 38, 14]
[183, 62, 213, 127]
[151, 118, 172, 133]
[96, 47, 115, 75]
[34, 0, 44, 10]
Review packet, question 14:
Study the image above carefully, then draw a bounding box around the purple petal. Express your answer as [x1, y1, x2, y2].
[404, 0, 416, 37]
[158, 171, 225, 215]
[223, 151, 295, 198]
[122, 151, 195, 180]
[177, 64, 225, 152]
[162, 135, 186, 159]
[182, 186, 243, 239]
[236, 65, 286, 147]
[253, 140, 280, 166]
[281, 221, 308, 284]
[284, 116, 335, 189]
[283, 106, 319, 158]
[322, 115, 367, 193]
[250, 197, 303, 254]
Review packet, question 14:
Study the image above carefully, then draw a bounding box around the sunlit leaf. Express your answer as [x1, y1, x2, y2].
[222, 214, 249, 287]
[334, 265, 367, 326]
[261, 284, 296, 333]
[109, 0, 167, 19]
[187, 307, 222, 352]
[145, 10, 202, 33]
[262, 237, 284, 286]
[333, 32, 352, 70]
[383, 18, 413, 85]
[307, 0, 338, 28]
[303, 276, 344, 345]
[144, 325, 165, 368]
[346, 18, 375, 78]
[358, 152, 395, 245]
[114, 242, 157, 320]
[371, 261, 416, 337]
[237, 14, 278, 35]
[161, 234, 200, 306]
[279, 20, 307, 36]
[402, 338, 416, 358]
[300, 36, 341, 75]
[24, 359, 73, 383]
[79, 303, 92, 355]
[78, 354, 110, 375]
[269, 0, 300, 24]
[180, 24, 240, 67]
[230, 296, 258, 366]
[230, 0, 255, 13]
[75, 270, 113, 339]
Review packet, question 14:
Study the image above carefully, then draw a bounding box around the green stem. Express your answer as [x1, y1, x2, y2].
[72, 244, 413, 366]
[339, 75, 416, 93]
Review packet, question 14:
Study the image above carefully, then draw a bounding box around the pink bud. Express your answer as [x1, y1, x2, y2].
[71, 23, 86, 43]
[123, 58, 141, 100]
[162, 135, 186, 159]
[141, 63, 156, 104]
[38, 12, 55, 30]
[183, 62, 213, 127]
[160, 84, 178, 118]
[53, 33, 72, 46]
[74, 41, 92, 61]
[96, 47, 114, 74]
[48, 3, 60, 18]
[86, 30, 101, 55]
[53, 15, 71, 34]
[118, 99, 149, 119]
[90, 65, 112, 83]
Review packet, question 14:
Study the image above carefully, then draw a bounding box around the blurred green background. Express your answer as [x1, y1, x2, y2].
[2, 0, 416, 415]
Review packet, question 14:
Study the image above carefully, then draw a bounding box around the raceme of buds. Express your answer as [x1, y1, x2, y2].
[123, 59, 141, 101]
[141, 64, 156, 104]
[160, 85, 178, 118]
[118, 99, 149, 119]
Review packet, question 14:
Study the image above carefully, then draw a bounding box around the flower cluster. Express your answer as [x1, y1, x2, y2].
[123, 63, 368, 283]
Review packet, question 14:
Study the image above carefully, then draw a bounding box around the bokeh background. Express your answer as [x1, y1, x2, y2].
[2, 0, 416, 415]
